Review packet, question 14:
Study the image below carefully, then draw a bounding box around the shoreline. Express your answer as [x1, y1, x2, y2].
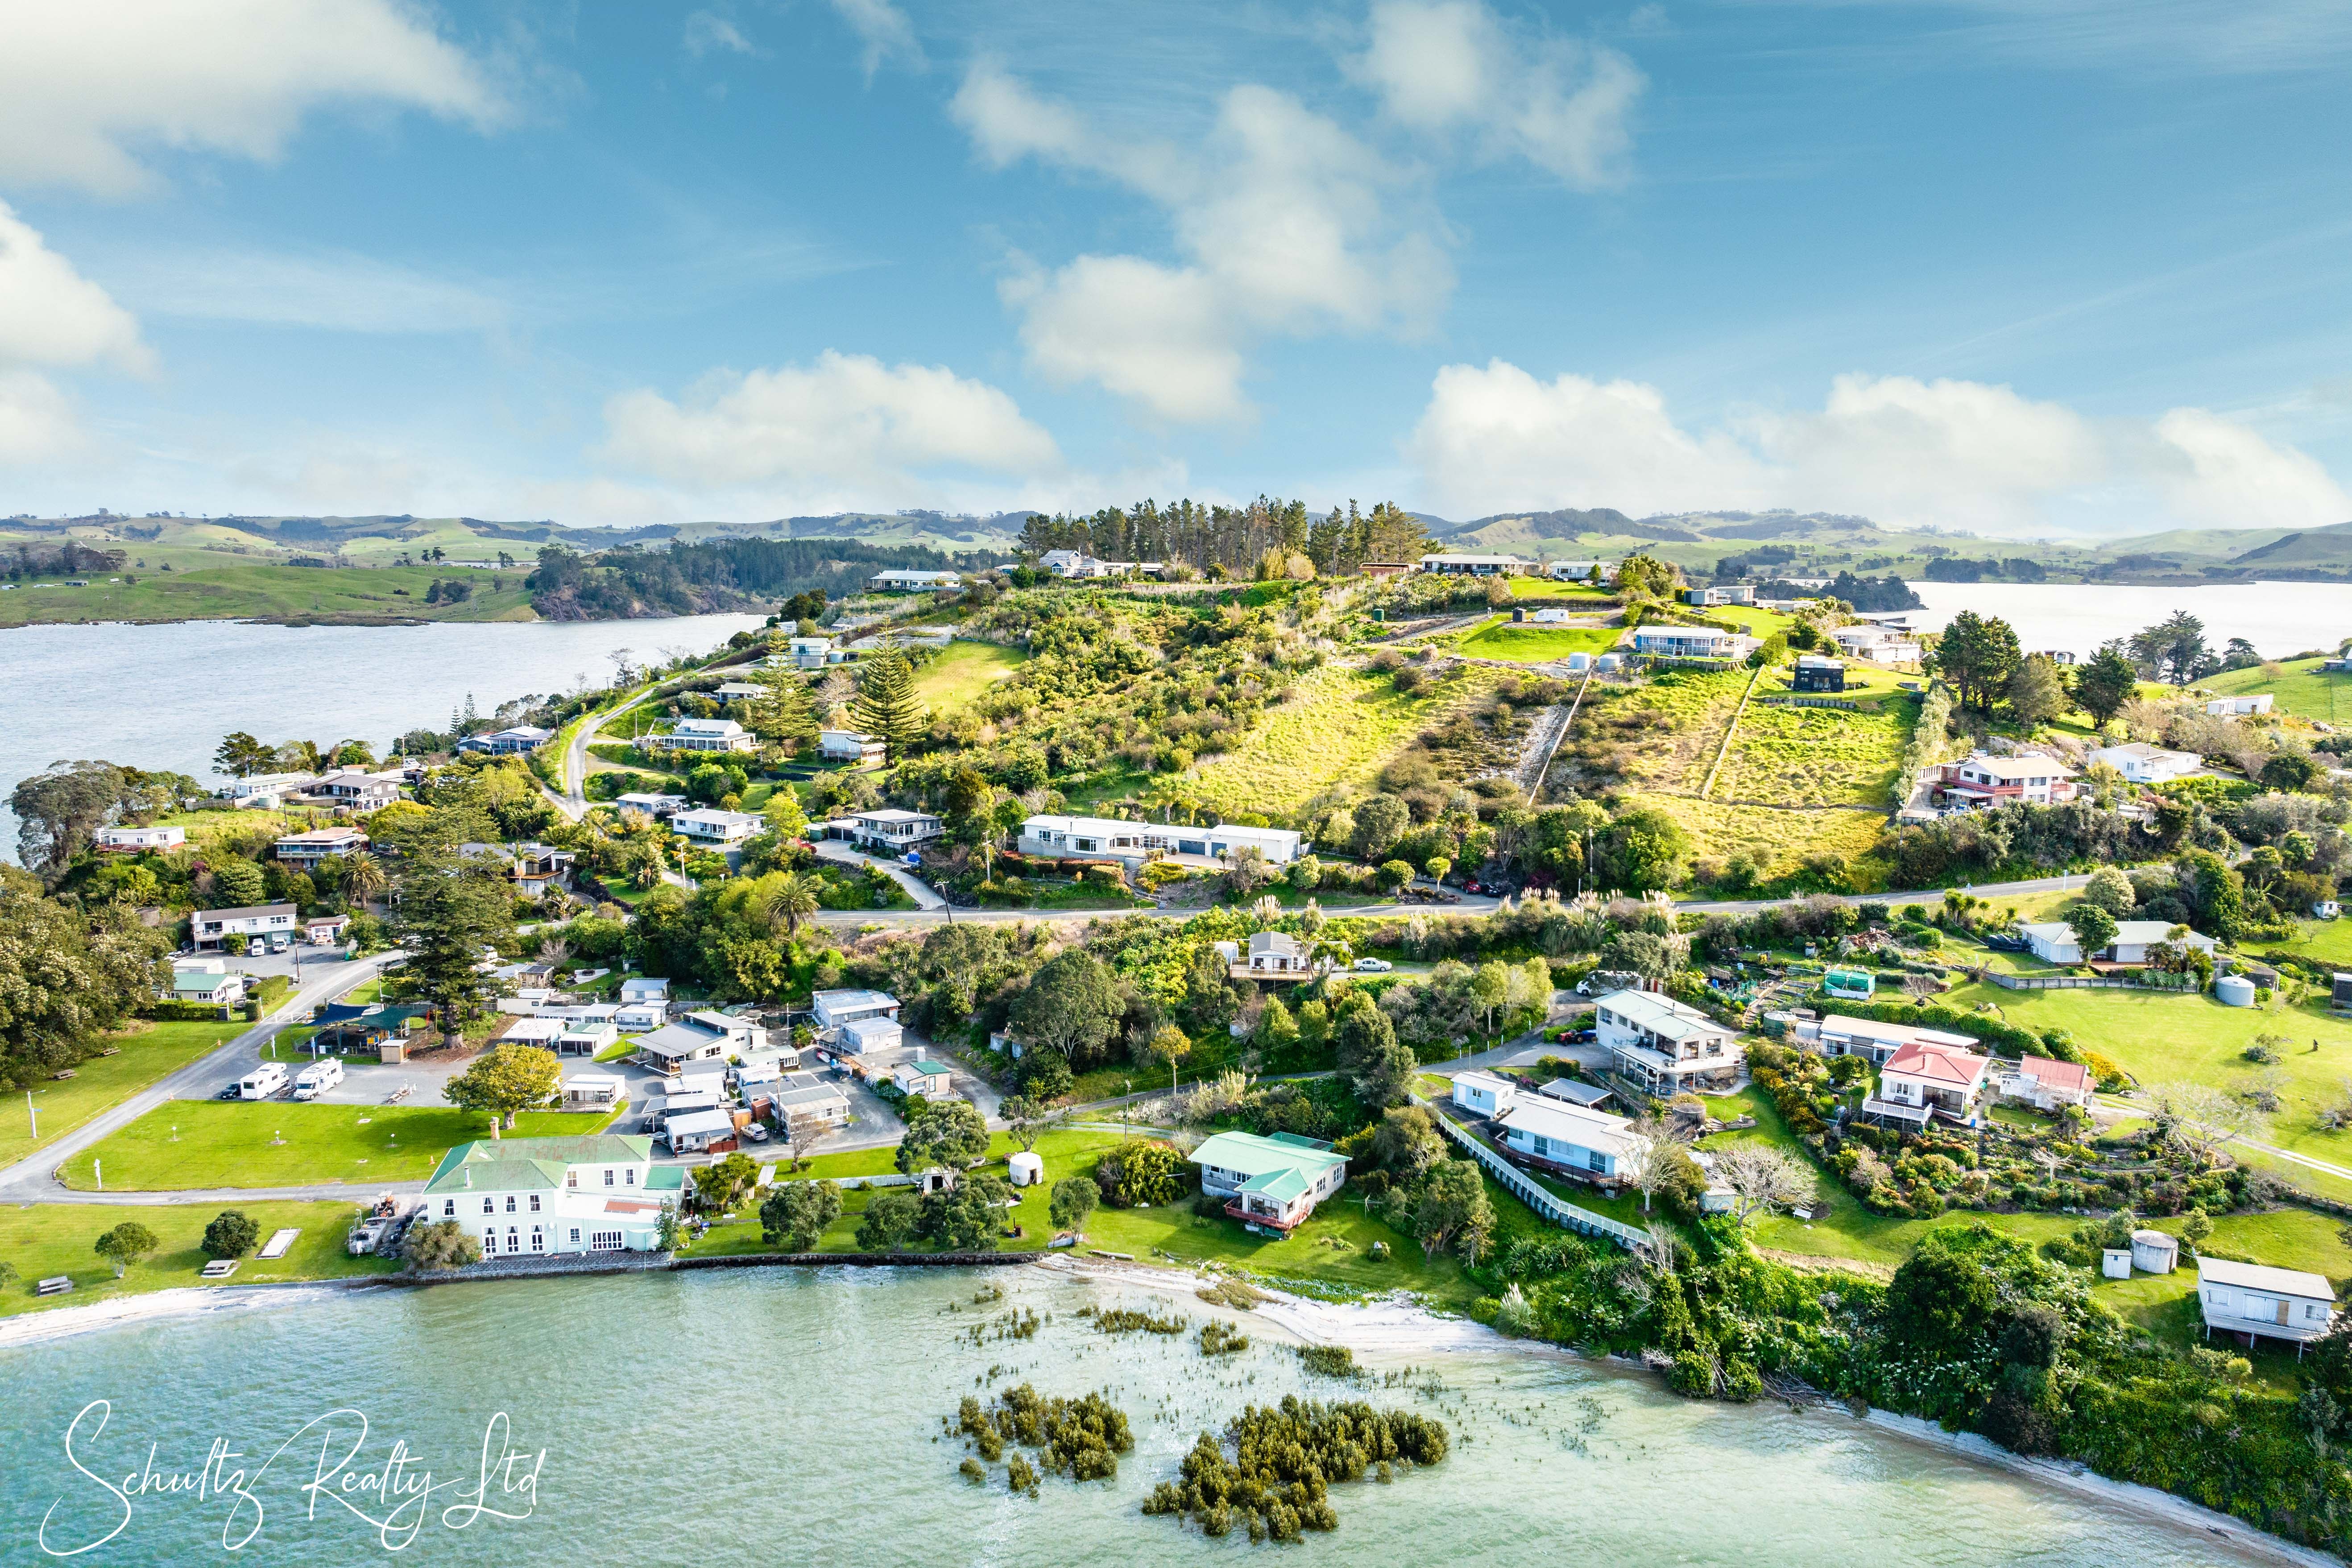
[4, 1236, 2340, 1564]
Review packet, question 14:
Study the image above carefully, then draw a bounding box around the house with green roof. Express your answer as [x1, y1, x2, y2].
[1190, 1130, 1348, 1233]
[890, 1059, 954, 1099]
[423, 1134, 671, 1258]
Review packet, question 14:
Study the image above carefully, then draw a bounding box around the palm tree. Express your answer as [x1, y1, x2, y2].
[337, 853, 389, 910]
[762, 873, 818, 939]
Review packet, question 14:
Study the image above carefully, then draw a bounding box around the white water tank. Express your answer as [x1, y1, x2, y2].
[2130, 1229, 2178, 1274]
[2215, 974, 2257, 1008]
[1566, 652, 1592, 672]
[1007, 1151, 1044, 1187]
[1594, 654, 1622, 673]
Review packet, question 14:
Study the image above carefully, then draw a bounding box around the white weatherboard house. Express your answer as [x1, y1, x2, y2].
[662, 716, 757, 754]
[1190, 1131, 1348, 1233]
[672, 809, 763, 846]
[870, 568, 963, 591]
[424, 1134, 686, 1255]
[1019, 814, 1302, 869]
[819, 729, 887, 764]
[634, 1010, 759, 1072]
[1869, 1040, 1996, 1129]
[2199, 1257, 2338, 1352]
[1491, 1097, 1644, 1193]
[812, 988, 900, 1030]
[192, 902, 299, 950]
[2087, 742, 2202, 784]
[170, 964, 247, 1005]
[95, 824, 185, 852]
[1211, 931, 1318, 977]
[1998, 1055, 2095, 1111]
[1593, 989, 1743, 1093]
[2020, 920, 2217, 966]
[1631, 627, 1760, 662]
[833, 808, 944, 853]
[1811, 1013, 1981, 1067]
[1451, 1071, 1519, 1118]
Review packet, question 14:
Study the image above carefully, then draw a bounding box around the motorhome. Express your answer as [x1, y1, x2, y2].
[239, 1062, 290, 1099]
[293, 1058, 344, 1100]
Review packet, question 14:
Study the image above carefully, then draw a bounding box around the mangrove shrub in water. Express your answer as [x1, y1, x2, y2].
[1143, 1396, 1449, 1541]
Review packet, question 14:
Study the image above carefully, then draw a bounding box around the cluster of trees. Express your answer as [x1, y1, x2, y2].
[9, 759, 205, 875]
[4, 540, 124, 579]
[525, 538, 986, 619]
[0, 866, 170, 1091]
[1015, 498, 1429, 578]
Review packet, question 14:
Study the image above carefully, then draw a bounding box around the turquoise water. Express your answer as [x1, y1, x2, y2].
[0, 1267, 2299, 1566]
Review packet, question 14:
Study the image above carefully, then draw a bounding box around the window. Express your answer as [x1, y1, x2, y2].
[604, 1169, 614, 1187]
[481, 1197, 494, 1215]
[504, 1195, 515, 1212]
[625, 1169, 636, 1185]
[528, 1194, 540, 1212]
[443, 1199, 455, 1217]
[590, 1230, 625, 1251]
[568, 1228, 580, 1244]
[1586, 1150, 1607, 1173]
[530, 1229, 545, 1253]
[505, 1227, 520, 1254]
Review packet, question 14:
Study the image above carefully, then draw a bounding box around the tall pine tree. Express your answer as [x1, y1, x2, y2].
[852, 650, 925, 764]
[742, 666, 816, 752]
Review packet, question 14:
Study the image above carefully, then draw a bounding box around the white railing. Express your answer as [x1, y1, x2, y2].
[1427, 1105, 1644, 1250]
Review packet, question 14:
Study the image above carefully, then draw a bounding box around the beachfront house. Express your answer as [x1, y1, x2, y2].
[1190, 1130, 1348, 1233]
[1018, 813, 1302, 870]
[1593, 989, 1744, 1093]
[219, 772, 314, 810]
[2087, 742, 2201, 784]
[424, 1134, 682, 1256]
[95, 824, 186, 852]
[192, 902, 299, 951]
[2019, 920, 2217, 966]
[1868, 1040, 1996, 1129]
[2198, 1257, 2338, 1353]
[1490, 1097, 1644, 1192]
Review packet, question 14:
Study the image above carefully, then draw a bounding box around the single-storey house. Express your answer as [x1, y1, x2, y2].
[557, 1021, 617, 1058]
[620, 976, 670, 1005]
[634, 1011, 758, 1072]
[499, 1017, 569, 1050]
[1631, 627, 1760, 662]
[170, 964, 247, 1005]
[613, 791, 689, 821]
[456, 725, 553, 756]
[1019, 813, 1301, 869]
[304, 915, 350, 946]
[813, 989, 900, 1030]
[870, 568, 963, 591]
[192, 902, 299, 951]
[424, 1133, 674, 1255]
[558, 1074, 625, 1110]
[837, 1016, 903, 1055]
[1871, 1040, 1996, 1128]
[892, 1059, 954, 1098]
[1813, 1013, 1981, 1066]
[770, 1072, 853, 1130]
[2087, 742, 2201, 784]
[95, 824, 186, 852]
[1491, 1096, 1643, 1192]
[1191, 1130, 1349, 1232]
[1417, 552, 1531, 576]
[2020, 920, 2217, 966]
[1450, 1070, 1519, 1118]
[1593, 989, 1744, 1093]
[1214, 930, 1317, 978]
[713, 681, 766, 703]
[1999, 1055, 2094, 1111]
[2206, 695, 2273, 717]
[819, 729, 887, 765]
[660, 716, 757, 754]
[663, 1108, 738, 1155]
[273, 826, 370, 869]
[1681, 585, 1755, 607]
[1539, 1078, 1619, 1110]
[673, 809, 764, 846]
[2199, 1256, 2337, 1351]
[219, 773, 314, 809]
[1791, 656, 1846, 693]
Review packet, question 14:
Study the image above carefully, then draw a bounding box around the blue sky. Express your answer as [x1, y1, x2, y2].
[0, 0, 2346, 538]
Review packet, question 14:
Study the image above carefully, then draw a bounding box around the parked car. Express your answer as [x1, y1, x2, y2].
[741, 1123, 770, 1143]
[216, 1082, 244, 1100]
[1351, 957, 1393, 973]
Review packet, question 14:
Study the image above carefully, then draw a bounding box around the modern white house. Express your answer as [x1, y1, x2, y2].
[456, 725, 553, 756]
[613, 998, 668, 1032]
[2198, 1256, 2338, 1352]
[1830, 625, 1923, 664]
[558, 1073, 625, 1111]
[1925, 753, 2078, 812]
[891, 1059, 954, 1098]
[819, 730, 888, 765]
[1018, 813, 1302, 869]
[307, 766, 406, 809]
[423, 1134, 685, 1256]
[620, 975, 670, 1005]
[1811, 1013, 1982, 1066]
[869, 568, 963, 591]
[1416, 552, 1532, 576]
[1037, 549, 1161, 579]
[714, 681, 766, 703]
[95, 824, 186, 852]
[1593, 989, 1743, 1093]
[1630, 627, 1760, 662]
[219, 773, 314, 810]
[783, 636, 836, 669]
[812, 988, 901, 1031]
[2206, 695, 2274, 717]
[1868, 1040, 1996, 1128]
[192, 902, 299, 950]
[2019, 920, 2217, 966]
[659, 716, 757, 754]
[272, 826, 369, 868]
[556, 1020, 618, 1058]
[1680, 585, 1756, 607]
[836, 1016, 903, 1055]
[2087, 742, 2202, 783]
[634, 1010, 759, 1072]
[1998, 1055, 2095, 1111]
[672, 809, 764, 846]
[1190, 1130, 1348, 1232]
[613, 791, 689, 820]
[832, 808, 943, 853]
[1212, 931, 1319, 978]
[1450, 1070, 1520, 1118]
[1490, 1096, 1644, 1192]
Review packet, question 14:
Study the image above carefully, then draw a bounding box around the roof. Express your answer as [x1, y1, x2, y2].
[275, 828, 367, 844]
[1452, 1070, 1516, 1099]
[2021, 920, 2209, 947]
[424, 1134, 653, 1194]
[814, 988, 898, 1011]
[636, 1020, 729, 1059]
[673, 717, 744, 735]
[1492, 1096, 1640, 1158]
[841, 1016, 900, 1041]
[1882, 1041, 1993, 1087]
[196, 902, 298, 922]
[1538, 1078, 1617, 1108]
[645, 1166, 686, 1192]
[1950, 753, 2075, 781]
[664, 1109, 736, 1137]
[854, 808, 937, 824]
[2093, 742, 2196, 763]
[901, 1059, 952, 1077]
[1189, 1129, 1348, 1183]
[2130, 1228, 2178, 1249]
[1818, 1013, 1980, 1051]
[2017, 1055, 2091, 1094]
[1249, 930, 1302, 955]
[1239, 1167, 1311, 1203]
[1418, 552, 1531, 564]
[2198, 1256, 2336, 1302]
[1595, 989, 1730, 1042]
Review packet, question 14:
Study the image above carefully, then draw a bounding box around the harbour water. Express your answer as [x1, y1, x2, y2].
[1905, 580, 2352, 662]
[0, 614, 766, 857]
[0, 1266, 2304, 1567]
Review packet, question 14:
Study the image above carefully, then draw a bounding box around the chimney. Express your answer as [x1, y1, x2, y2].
[463, 1168, 472, 1188]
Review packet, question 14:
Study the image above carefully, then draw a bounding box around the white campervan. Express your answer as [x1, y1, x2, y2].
[239, 1062, 290, 1100]
[292, 1059, 344, 1100]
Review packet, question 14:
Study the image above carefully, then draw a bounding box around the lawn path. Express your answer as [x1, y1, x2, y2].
[1700, 663, 1765, 800]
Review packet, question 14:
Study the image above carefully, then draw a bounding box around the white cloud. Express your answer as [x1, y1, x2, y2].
[828, 0, 923, 77]
[1353, 0, 1644, 188]
[0, 0, 505, 196]
[0, 203, 153, 374]
[682, 12, 758, 58]
[598, 351, 1064, 493]
[1408, 360, 2352, 532]
[953, 63, 1449, 422]
[107, 246, 505, 335]
[0, 370, 90, 464]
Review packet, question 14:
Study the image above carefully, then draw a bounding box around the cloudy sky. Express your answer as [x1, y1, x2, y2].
[1, 0, 2347, 538]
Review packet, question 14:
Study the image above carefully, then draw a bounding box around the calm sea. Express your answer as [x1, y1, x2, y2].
[1905, 580, 2352, 660]
[0, 1266, 2300, 1567]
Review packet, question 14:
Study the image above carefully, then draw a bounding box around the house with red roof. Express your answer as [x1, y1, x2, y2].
[1866, 1039, 1996, 1128]
[1997, 1055, 2094, 1112]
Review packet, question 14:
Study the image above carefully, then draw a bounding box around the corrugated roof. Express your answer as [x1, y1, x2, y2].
[2018, 1055, 2090, 1094]
[1820, 1014, 1979, 1051]
[1596, 989, 1729, 1042]
[1190, 1130, 1347, 1181]
[1882, 1041, 1992, 1087]
[2199, 1256, 2336, 1301]
[423, 1133, 652, 1194]
[1492, 1096, 1640, 1158]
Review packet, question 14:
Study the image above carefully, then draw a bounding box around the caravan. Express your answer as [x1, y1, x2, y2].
[293, 1058, 344, 1100]
[239, 1062, 290, 1099]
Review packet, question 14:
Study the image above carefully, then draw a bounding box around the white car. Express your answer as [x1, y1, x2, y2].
[1350, 958, 1393, 973]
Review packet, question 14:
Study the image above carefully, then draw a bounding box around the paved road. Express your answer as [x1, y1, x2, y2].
[547, 684, 663, 822]
[0, 950, 409, 1204]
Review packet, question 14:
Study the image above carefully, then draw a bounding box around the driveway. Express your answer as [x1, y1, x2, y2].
[813, 840, 948, 910]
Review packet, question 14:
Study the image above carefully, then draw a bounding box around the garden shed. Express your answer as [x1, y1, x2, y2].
[1008, 1151, 1044, 1187]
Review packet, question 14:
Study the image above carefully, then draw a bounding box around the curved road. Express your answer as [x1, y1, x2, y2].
[546, 684, 662, 822]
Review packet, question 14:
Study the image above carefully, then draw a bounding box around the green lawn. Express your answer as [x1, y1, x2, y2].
[1503, 577, 1615, 601]
[0, 1200, 397, 1318]
[59, 1102, 621, 1191]
[1942, 981, 2352, 1162]
[2249, 916, 2352, 969]
[1454, 619, 1621, 663]
[1187, 662, 1495, 819]
[0, 562, 538, 626]
[2200, 657, 2352, 724]
[911, 640, 1028, 710]
[0, 1020, 247, 1171]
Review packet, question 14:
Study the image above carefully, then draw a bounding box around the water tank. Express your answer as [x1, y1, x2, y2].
[2130, 1229, 2178, 1274]
[1007, 1151, 1044, 1187]
[2215, 974, 2257, 1008]
[1566, 652, 1592, 672]
[1594, 654, 1622, 673]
